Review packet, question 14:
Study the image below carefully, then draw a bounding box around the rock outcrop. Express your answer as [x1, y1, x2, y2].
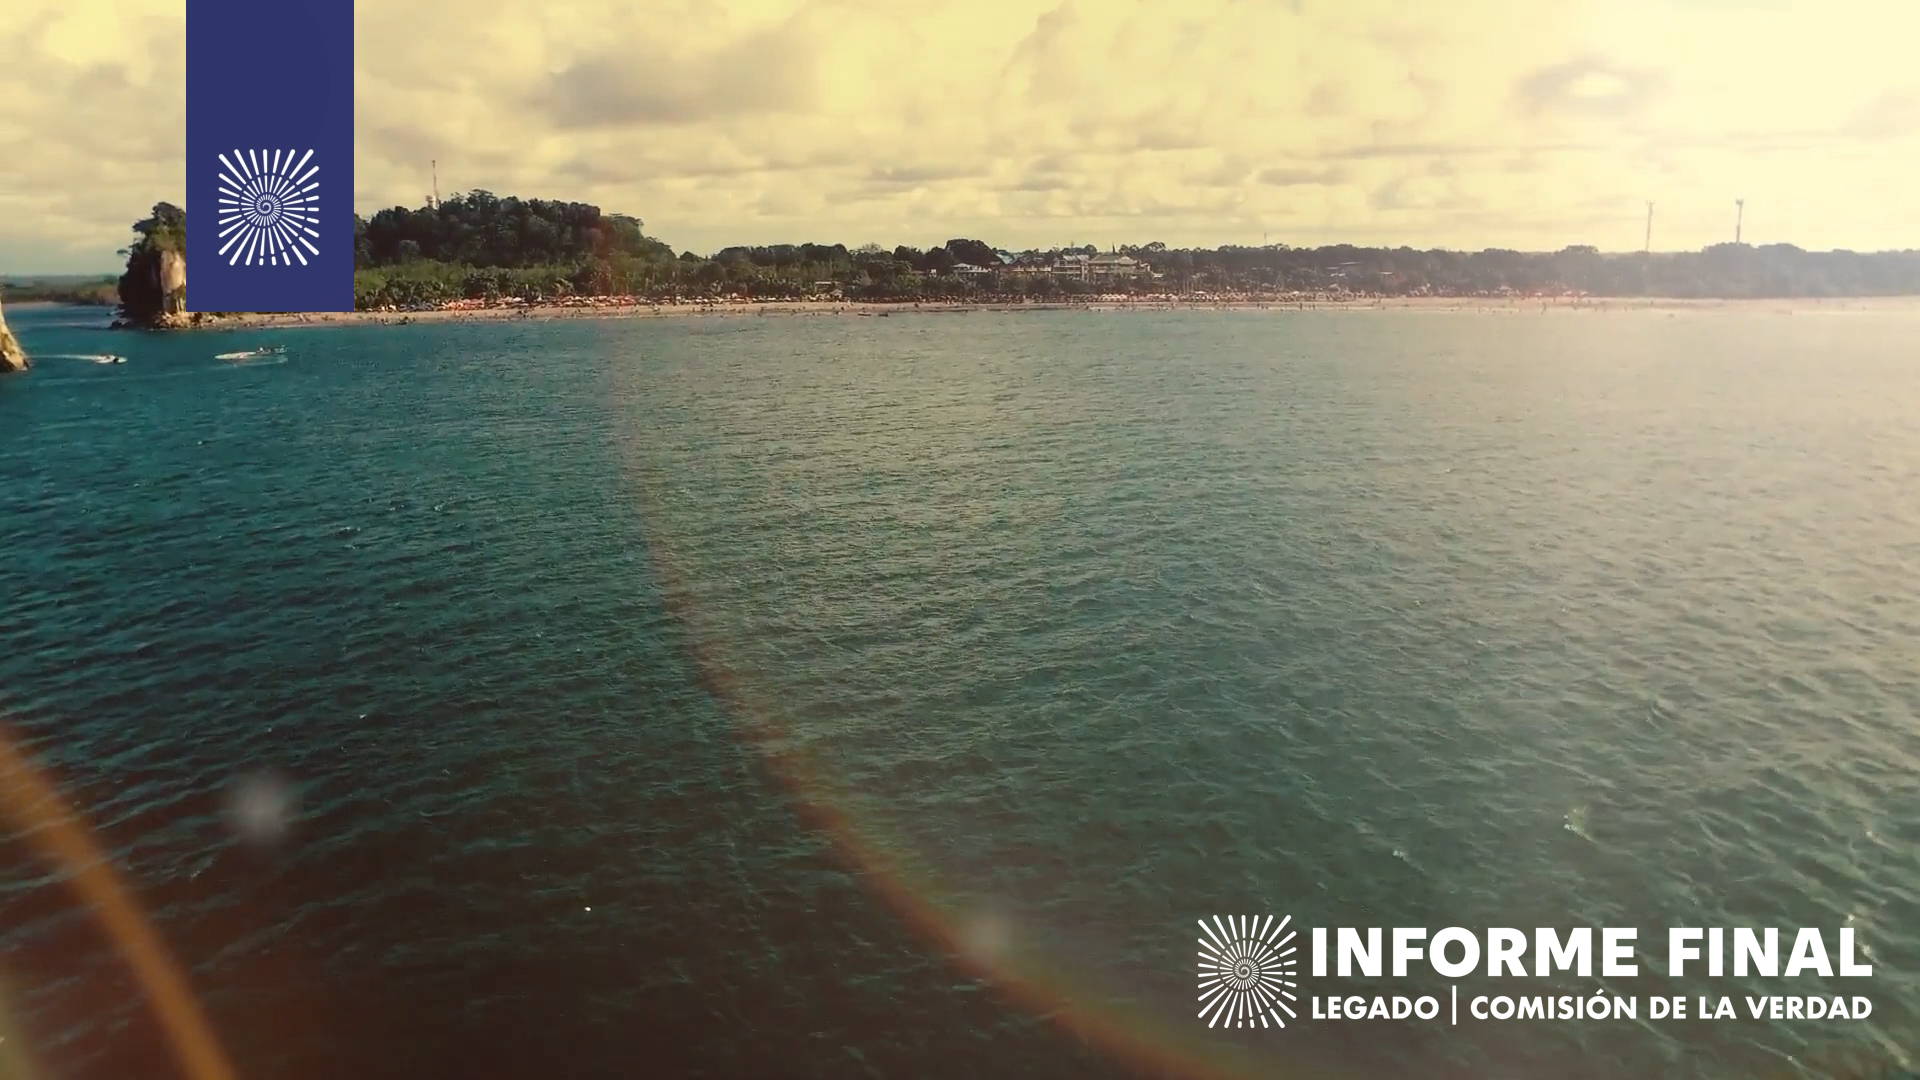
[0, 295, 27, 372]
[159, 249, 186, 316]
[125, 249, 192, 329]
[112, 203, 188, 330]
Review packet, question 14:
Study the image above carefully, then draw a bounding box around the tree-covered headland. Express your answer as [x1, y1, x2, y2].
[107, 193, 1920, 320]
[0, 276, 118, 305]
[115, 202, 187, 325]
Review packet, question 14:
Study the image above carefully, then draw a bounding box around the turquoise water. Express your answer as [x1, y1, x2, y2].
[2, 303, 1917, 1080]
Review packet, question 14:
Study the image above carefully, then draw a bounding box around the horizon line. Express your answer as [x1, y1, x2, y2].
[11, 238, 1920, 280]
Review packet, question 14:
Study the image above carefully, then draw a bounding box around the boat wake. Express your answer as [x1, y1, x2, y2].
[42, 353, 127, 364]
[215, 347, 287, 361]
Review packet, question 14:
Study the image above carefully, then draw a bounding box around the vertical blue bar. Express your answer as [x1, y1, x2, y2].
[187, 0, 353, 312]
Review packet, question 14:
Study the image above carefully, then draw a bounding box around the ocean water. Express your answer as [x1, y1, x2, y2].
[1, 301, 1918, 1080]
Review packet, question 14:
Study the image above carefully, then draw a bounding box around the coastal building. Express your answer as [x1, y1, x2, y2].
[1088, 253, 1145, 279]
[1043, 252, 1147, 282]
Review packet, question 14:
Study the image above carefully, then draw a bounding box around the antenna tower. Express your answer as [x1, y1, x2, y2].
[1734, 198, 1745, 244]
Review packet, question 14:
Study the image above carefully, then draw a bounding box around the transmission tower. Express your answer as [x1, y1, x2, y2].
[1735, 198, 1745, 244]
[1644, 202, 1653, 253]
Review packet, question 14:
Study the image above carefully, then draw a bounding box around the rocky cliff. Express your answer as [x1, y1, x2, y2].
[151, 249, 192, 328]
[160, 249, 186, 315]
[113, 204, 190, 329]
[114, 246, 193, 329]
[0, 295, 27, 372]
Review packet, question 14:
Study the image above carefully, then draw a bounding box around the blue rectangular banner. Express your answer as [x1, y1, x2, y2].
[187, 0, 353, 312]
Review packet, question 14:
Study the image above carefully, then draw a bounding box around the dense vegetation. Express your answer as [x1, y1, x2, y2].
[346, 195, 1920, 305]
[1131, 242, 1920, 299]
[105, 191, 1920, 316]
[354, 191, 669, 268]
[1, 276, 117, 305]
[351, 191, 683, 308]
[353, 232, 1920, 307]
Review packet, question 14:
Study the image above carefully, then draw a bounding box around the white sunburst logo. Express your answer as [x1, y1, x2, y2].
[1197, 915, 1299, 1029]
[215, 148, 321, 267]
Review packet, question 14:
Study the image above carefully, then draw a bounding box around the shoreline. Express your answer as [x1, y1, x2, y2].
[94, 293, 1920, 331]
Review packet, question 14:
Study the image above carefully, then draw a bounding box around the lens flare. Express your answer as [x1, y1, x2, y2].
[0, 723, 238, 1080]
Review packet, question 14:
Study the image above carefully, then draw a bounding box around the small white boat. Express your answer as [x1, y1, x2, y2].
[215, 346, 287, 361]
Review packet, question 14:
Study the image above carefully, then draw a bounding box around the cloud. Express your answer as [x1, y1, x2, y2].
[1513, 55, 1666, 118]
[1840, 92, 1920, 140]
[1005, 2, 1082, 104]
[1322, 139, 1595, 161]
[0, 2, 186, 270]
[359, 122, 458, 171]
[531, 26, 818, 129]
[1370, 174, 1480, 213]
[5, 0, 1920, 270]
[1305, 81, 1346, 117]
[1256, 165, 1349, 187]
[867, 164, 990, 186]
[1005, 174, 1074, 192]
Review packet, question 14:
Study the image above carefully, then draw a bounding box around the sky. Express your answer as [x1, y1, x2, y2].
[2, 0, 1918, 273]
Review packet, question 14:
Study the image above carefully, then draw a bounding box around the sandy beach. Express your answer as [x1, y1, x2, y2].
[141, 293, 1920, 332]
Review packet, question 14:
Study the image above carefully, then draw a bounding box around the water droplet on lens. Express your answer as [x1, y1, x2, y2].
[227, 770, 297, 844]
[958, 907, 1013, 966]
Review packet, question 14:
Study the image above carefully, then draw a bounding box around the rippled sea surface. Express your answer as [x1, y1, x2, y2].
[3, 301, 1918, 1080]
